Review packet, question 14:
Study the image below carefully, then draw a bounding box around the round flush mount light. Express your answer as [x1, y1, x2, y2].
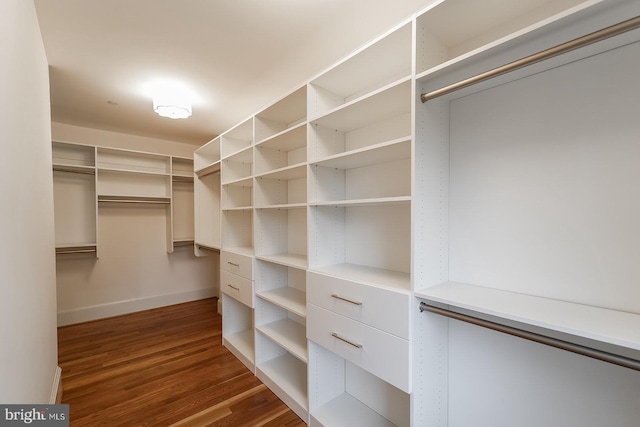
[145, 79, 195, 119]
[153, 97, 192, 119]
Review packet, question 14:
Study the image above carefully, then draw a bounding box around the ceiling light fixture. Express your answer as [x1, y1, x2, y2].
[147, 80, 194, 119]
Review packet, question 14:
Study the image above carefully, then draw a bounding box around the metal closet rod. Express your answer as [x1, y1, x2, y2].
[419, 302, 640, 372]
[420, 15, 640, 103]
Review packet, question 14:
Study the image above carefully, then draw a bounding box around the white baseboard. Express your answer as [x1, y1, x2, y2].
[57, 288, 218, 326]
[49, 366, 62, 404]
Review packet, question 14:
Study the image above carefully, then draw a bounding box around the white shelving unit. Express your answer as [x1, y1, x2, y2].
[53, 142, 195, 256]
[194, 1, 640, 424]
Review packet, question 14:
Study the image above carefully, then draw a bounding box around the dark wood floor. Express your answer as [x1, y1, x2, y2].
[57, 298, 306, 426]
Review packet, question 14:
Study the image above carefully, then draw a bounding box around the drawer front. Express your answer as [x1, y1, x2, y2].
[221, 270, 254, 308]
[307, 304, 410, 392]
[307, 271, 410, 339]
[221, 251, 253, 280]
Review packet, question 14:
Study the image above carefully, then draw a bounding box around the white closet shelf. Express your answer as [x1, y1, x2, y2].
[310, 263, 410, 293]
[255, 122, 307, 149]
[309, 196, 410, 208]
[257, 287, 306, 318]
[255, 203, 307, 210]
[254, 163, 307, 181]
[222, 145, 253, 162]
[309, 78, 411, 131]
[257, 318, 308, 362]
[195, 162, 220, 177]
[416, 281, 640, 353]
[256, 253, 307, 270]
[310, 137, 411, 169]
[221, 176, 253, 187]
[311, 392, 396, 427]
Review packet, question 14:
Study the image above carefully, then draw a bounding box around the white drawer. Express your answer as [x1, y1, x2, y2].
[221, 270, 254, 308]
[307, 271, 410, 339]
[307, 304, 410, 393]
[221, 250, 253, 280]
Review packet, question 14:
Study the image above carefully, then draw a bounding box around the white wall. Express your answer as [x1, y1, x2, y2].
[52, 123, 218, 326]
[0, 0, 58, 403]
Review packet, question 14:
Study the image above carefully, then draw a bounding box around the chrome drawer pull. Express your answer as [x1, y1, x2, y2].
[227, 284, 240, 291]
[227, 262, 240, 267]
[331, 332, 363, 349]
[331, 293, 362, 306]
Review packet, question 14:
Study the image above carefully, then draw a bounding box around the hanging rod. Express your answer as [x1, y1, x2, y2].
[98, 195, 171, 204]
[55, 248, 97, 255]
[419, 302, 640, 372]
[420, 15, 640, 103]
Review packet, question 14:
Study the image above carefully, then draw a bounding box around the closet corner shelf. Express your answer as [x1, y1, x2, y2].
[415, 282, 640, 353]
[196, 243, 221, 252]
[195, 162, 221, 177]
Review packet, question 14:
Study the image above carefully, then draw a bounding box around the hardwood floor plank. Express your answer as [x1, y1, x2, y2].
[58, 298, 306, 426]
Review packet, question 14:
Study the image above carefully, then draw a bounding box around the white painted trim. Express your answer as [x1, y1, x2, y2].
[49, 366, 62, 404]
[57, 288, 217, 326]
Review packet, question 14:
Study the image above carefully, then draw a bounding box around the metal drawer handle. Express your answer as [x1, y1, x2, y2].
[227, 262, 240, 267]
[331, 332, 363, 349]
[227, 284, 240, 291]
[331, 293, 362, 306]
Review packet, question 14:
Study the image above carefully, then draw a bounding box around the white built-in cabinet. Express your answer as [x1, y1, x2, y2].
[195, 0, 640, 425]
[52, 141, 195, 256]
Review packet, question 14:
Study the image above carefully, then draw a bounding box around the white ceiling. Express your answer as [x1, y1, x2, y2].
[35, 0, 437, 146]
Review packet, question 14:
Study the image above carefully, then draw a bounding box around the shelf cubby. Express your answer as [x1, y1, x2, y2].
[254, 207, 307, 269]
[308, 21, 412, 119]
[308, 80, 411, 162]
[222, 294, 255, 372]
[256, 300, 307, 363]
[254, 123, 307, 176]
[221, 118, 253, 159]
[255, 86, 307, 144]
[52, 141, 95, 168]
[171, 157, 194, 178]
[221, 146, 253, 185]
[308, 342, 409, 427]
[254, 165, 307, 208]
[308, 202, 410, 292]
[221, 209, 253, 253]
[308, 138, 410, 204]
[255, 260, 306, 318]
[222, 178, 253, 210]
